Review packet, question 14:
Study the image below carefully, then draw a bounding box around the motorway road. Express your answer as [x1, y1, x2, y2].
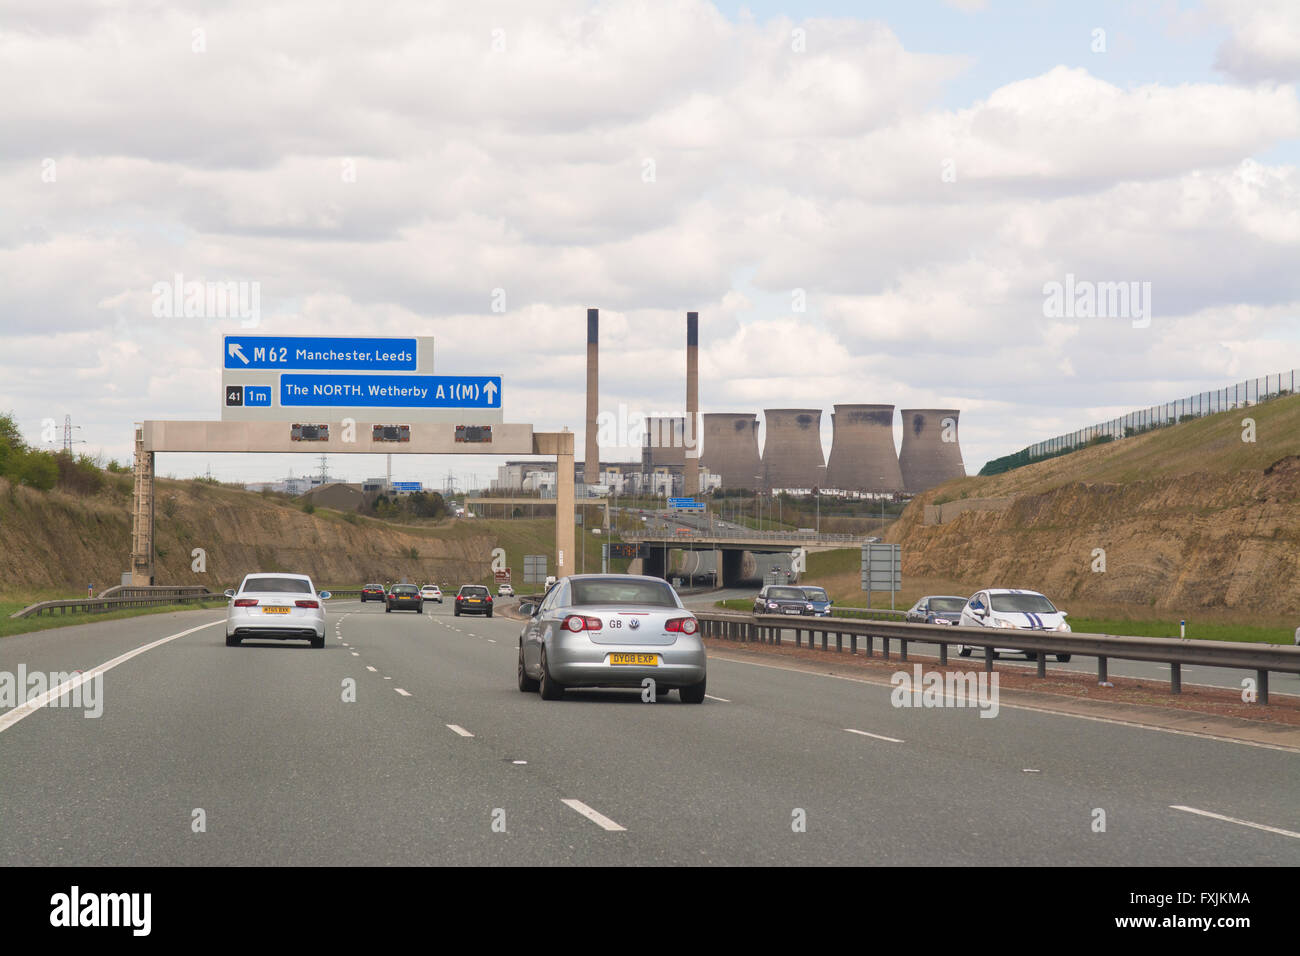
[679, 592, 1300, 699]
[1, 600, 1297, 866]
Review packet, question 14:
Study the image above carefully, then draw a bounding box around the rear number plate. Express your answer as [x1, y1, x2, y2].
[263, 607, 290, 614]
[609, 653, 658, 666]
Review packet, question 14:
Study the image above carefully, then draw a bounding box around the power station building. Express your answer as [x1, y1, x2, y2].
[760, 409, 825, 492]
[824, 404, 904, 493]
[898, 409, 965, 492]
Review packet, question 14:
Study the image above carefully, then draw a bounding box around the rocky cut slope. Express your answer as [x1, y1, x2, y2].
[887, 394, 1300, 616]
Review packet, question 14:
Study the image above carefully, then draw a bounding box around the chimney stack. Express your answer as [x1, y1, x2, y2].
[684, 311, 699, 496]
[584, 308, 599, 487]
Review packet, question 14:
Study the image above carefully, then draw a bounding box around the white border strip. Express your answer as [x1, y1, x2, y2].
[0, 620, 223, 735]
[561, 798, 626, 832]
[1169, 805, 1300, 839]
[844, 728, 903, 743]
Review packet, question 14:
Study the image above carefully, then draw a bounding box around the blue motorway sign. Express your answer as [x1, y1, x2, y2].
[280, 374, 501, 408]
[668, 498, 704, 509]
[224, 335, 418, 371]
[391, 481, 423, 492]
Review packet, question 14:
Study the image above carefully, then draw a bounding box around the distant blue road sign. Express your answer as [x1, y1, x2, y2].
[245, 386, 272, 407]
[391, 481, 423, 492]
[279, 374, 501, 408]
[224, 335, 418, 371]
[668, 498, 704, 509]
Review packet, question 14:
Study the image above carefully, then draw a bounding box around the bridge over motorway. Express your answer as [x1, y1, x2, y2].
[620, 528, 869, 584]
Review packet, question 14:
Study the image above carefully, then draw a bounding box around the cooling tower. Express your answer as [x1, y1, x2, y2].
[584, 309, 599, 486]
[898, 409, 965, 493]
[761, 409, 825, 491]
[701, 413, 761, 491]
[683, 312, 700, 496]
[825, 404, 904, 493]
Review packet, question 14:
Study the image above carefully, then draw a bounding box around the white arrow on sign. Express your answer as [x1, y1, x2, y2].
[228, 342, 250, 365]
[483, 380, 498, 404]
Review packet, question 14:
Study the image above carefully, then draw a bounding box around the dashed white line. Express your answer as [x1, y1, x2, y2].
[366, 666, 377, 672]
[446, 724, 474, 737]
[561, 798, 626, 832]
[704, 694, 730, 702]
[1170, 805, 1300, 839]
[394, 688, 412, 697]
[844, 728, 904, 743]
[350, 652, 359, 657]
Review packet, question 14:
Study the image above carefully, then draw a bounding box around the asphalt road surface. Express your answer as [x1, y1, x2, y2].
[1, 600, 1296, 865]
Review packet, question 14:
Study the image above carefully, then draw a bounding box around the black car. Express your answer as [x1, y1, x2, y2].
[361, 583, 386, 603]
[905, 595, 967, 625]
[385, 584, 423, 613]
[454, 585, 493, 617]
[754, 585, 814, 616]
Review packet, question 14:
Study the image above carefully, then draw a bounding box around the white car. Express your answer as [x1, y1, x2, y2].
[955, 588, 1072, 662]
[498, 583, 514, 597]
[420, 584, 442, 603]
[225, 573, 330, 648]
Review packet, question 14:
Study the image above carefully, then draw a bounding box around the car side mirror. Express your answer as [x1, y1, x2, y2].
[1059, 611, 1068, 617]
[224, 589, 235, 599]
[519, 602, 536, 617]
[319, 591, 331, 600]
[976, 607, 989, 617]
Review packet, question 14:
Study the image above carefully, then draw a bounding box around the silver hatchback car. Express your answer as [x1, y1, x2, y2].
[517, 574, 707, 703]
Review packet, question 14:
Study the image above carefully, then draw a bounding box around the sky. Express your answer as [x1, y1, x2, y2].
[2, 0, 1298, 489]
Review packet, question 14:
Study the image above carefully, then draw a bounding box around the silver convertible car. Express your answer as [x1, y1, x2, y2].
[517, 574, 707, 703]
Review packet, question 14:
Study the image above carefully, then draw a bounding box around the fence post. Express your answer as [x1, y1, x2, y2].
[1098, 656, 1109, 683]
[1170, 663, 1181, 694]
[984, 645, 994, 673]
[1257, 670, 1269, 705]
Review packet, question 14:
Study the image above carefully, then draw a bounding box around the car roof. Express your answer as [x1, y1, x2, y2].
[245, 573, 311, 581]
[982, 588, 1047, 596]
[922, 594, 970, 600]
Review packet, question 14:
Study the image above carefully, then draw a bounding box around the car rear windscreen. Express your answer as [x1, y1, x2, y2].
[242, 577, 312, 593]
[391, 585, 418, 593]
[572, 579, 678, 607]
[930, 597, 966, 612]
[461, 587, 489, 596]
[990, 593, 1057, 613]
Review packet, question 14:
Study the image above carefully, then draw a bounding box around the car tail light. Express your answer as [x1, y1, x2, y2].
[666, 617, 698, 634]
[563, 615, 603, 632]
[233, 598, 258, 607]
[295, 600, 319, 609]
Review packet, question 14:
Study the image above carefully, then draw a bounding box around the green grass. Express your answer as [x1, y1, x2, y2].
[0, 599, 228, 639]
[1068, 617, 1293, 645]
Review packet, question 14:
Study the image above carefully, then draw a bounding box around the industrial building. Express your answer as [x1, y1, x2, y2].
[760, 409, 825, 492]
[824, 404, 904, 493]
[898, 409, 965, 492]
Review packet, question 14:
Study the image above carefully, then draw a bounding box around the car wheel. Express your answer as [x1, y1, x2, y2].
[311, 635, 324, 649]
[956, 644, 971, 657]
[1056, 654, 1072, 663]
[539, 648, 564, 700]
[1024, 650, 1038, 661]
[454, 608, 460, 616]
[680, 678, 706, 704]
[226, 634, 240, 647]
[517, 650, 539, 692]
[385, 605, 391, 613]
[486, 609, 493, 618]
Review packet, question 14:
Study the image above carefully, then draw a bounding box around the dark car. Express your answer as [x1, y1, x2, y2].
[385, 584, 423, 613]
[455, 585, 493, 617]
[905, 595, 967, 625]
[361, 583, 386, 603]
[754, 585, 814, 616]
[801, 586, 833, 617]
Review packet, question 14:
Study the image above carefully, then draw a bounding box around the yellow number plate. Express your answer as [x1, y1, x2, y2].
[609, 653, 658, 666]
[262, 606, 290, 614]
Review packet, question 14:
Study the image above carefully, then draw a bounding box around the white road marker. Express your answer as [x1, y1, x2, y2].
[561, 798, 626, 832]
[1170, 805, 1300, 839]
[0, 620, 223, 735]
[350, 652, 359, 657]
[844, 728, 904, 743]
[487, 639, 496, 644]
[704, 694, 730, 702]
[394, 688, 412, 697]
[446, 724, 474, 737]
[366, 666, 377, 672]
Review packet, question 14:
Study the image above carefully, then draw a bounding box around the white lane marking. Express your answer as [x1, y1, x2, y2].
[561, 798, 626, 832]
[350, 652, 359, 657]
[844, 728, 904, 743]
[384, 676, 392, 680]
[707, 654, 1300, 754]
[446, 724, 474, 737]
[487, 639, 496, 644]
[704, 694, 730, 702]
[1170, 805, 1300, 839]
[0, 620, 223, 735]
[366, 666, 377, 672]
[394, 688, 411, 697]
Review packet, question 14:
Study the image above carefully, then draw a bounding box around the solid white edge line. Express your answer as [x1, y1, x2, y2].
[704, 694, 730, 702]
[707, 654, 1300, 754]
[844, 728, 904, 743]
[394, 688, 411, 696]
[365, 666, 377, 672]
[0, 620, 224, 735]
[561, 798, 626, 832]
[446, 724, 474, 737]
[1169, 805, 1300, 839]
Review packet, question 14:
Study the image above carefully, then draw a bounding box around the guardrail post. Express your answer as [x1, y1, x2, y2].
[938, 642, 947, 666]
[1257, 669, 1269, 705]
[984, 645, 994, 673]
[835, 632, 842, 653]
[865, 635, 873, 658]
[794, 628, 802, 648]
[1036, 652, 1046, 679]
[882, 637, 890, 661]
[774, 626, 781, 647]
[850, 634, 857, 655]
[1098, 656, 1108, 683]
[899, 639, 907, 662]
[1170, 662, 1181, 694]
